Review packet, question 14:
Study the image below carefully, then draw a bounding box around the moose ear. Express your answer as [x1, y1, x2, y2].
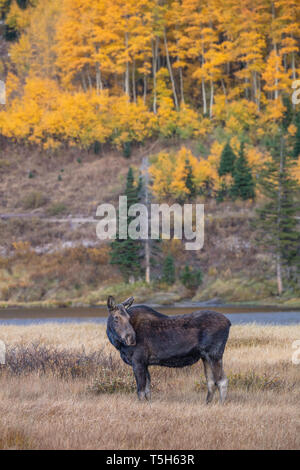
[122, 296, 134, 308]
[107, 296, 116, 311]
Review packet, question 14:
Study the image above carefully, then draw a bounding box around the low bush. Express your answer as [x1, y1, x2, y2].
[22, 192, 47, 210]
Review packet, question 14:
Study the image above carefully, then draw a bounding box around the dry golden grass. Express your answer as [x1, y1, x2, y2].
[0, 323, 300, 450]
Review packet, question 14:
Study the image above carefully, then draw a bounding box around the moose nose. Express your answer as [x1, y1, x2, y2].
[125, 334, 136, 346]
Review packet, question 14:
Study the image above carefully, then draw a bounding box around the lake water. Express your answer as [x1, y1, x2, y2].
[0, 305, 300, 326]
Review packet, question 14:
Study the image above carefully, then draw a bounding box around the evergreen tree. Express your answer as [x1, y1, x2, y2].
[218, 142, 236, 177]
[185, 159, 196, 200]
[162, 254, 175, 285]
[280, 172, 300, 276]
[199, 177, 214, 198]
[255, 133, 300, 294]
[231, 142, 255, 200]
[122, 141, 132, 159]
[216, 179, 227, 203]
[293, 112, 300, 160]
[110, 167, 142, 282]
[180, 265, 203, 290]
[282, 95, 293, 133]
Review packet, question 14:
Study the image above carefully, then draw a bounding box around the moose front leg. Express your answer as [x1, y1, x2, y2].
[132, 361, 148, 401]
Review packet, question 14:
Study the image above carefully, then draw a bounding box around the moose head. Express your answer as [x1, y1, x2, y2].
[107, 296, 136, 346]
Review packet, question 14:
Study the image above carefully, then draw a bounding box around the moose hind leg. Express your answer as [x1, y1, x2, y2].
[202, 358, 217, 404]
[132, 361, 148, 401]
[145, 368, 151, 401]
[211, 359, 228, 404]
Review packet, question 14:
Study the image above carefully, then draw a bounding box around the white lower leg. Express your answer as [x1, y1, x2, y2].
[145, 379, 151, 400]
[218, 377, 228, 404]
[206, 379, 216, 404]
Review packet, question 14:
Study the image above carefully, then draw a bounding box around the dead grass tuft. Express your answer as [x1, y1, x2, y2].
[0, 428, 33, 450]
[89, 368, 136, 394]
[3, 342, 115, 379]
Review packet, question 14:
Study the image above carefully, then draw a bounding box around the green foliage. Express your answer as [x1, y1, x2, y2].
[180, 265, 203, 290]
[255, 133, 300, 288]
[162, 254, 175, 285]
[93, 141, 101, 155]
[216, 180, 227, 203]
[293, 112, 300, 160]
[110, 167, 142, 281]
[195, 141, 209, 158]
[3, 0, 32, 40]
[47, 202, 67, 216]
[231, 142, 255, 200]
[185, 159, 196, 200]
[218, 142, 236, 177]
[122, 141, 132, 159]
[281, 95, 293, 132]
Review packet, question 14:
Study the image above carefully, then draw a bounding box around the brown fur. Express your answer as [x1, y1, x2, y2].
[107, 298, 231, 403]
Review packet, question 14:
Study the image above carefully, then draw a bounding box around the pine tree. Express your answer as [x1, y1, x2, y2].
[280, 172, 300, 277]
[216, 180, 227, 203]
[255, 133, 300, 294]
[185, 158, 196, 200]
[293, 112, 300, 160]
[180, 265, 203, 290]
[282, 95, 293, 133]
[162, 254, 175, 285]
[231, 142, 255, 200]
[110, 167, 142, 282]
[218, 142, 236, 177]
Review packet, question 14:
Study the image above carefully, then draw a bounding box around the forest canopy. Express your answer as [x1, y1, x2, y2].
[0, 0, 299, 160]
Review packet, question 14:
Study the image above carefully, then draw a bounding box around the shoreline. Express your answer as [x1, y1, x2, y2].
[0, 299, 300, 311]
[0, 303, 300, 320]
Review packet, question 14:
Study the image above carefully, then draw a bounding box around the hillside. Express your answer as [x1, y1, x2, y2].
[0, 0, 299, 306]
[0, 140, 299, 307]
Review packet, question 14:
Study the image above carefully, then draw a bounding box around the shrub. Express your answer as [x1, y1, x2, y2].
[89, 368, 135, 394]
[47, 202, 67, 216]
[22, 191, 47, 209]
[122, 141, 131, 158]
[3, 343, 113, 379]
[162, 254, 176, 285]
[180, 265, 203, 290]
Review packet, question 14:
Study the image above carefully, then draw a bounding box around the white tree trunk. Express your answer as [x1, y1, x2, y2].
[272, 3, 279, 100]
[209, 80, 214, 119]
[87, 70, 92, 90]
[164, 29, 179, 110]
[274, 46, 279, 100]
[179, 67, 184, 104]
[152, 38, 158, 114]
[276, 135, 284, 295]
[142, 156, 151, 283]
[257, 75, 261, 111]
[202, 78, 207, 115]
[132, 59, 136, 103]
[221, 78, 227, 104]
[81, 73, 87, 92]
[96, 63, 103, 94]
[143, 74, 147, 104]
[125, 32, 130, 97]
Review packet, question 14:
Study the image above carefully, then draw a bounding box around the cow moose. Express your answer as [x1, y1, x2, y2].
[106, 296, 231, 404]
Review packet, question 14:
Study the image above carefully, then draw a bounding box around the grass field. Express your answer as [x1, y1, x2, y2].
[0, 322, 299, 450]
